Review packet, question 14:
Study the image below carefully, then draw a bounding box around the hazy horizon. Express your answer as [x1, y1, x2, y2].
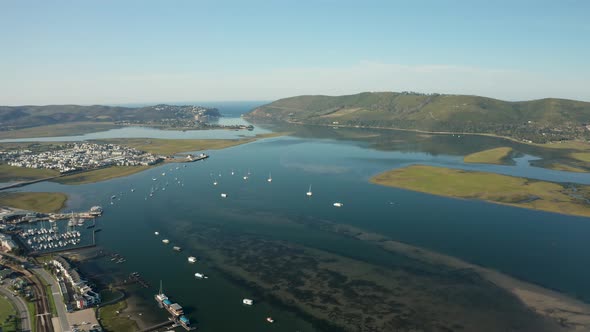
[2, 0, 589, 105]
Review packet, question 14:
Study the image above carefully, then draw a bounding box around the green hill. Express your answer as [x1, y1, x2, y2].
[245, 92, 590, 143]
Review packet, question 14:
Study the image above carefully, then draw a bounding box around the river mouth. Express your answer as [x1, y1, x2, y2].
[8, 105, 590, 331]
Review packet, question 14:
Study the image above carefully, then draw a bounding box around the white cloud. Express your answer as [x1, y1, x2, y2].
[1, 61, 589, 105]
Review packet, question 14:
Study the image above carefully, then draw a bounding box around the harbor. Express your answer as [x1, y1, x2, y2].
[11, 207, 103, 255]
[154, 282, 195, 331]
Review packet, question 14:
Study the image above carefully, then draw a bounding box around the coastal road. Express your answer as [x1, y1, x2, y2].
[0, 284, 32, 331]
[33, 268, 70, 332]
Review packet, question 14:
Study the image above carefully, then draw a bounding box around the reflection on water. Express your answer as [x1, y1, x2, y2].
[15, 133, 590, 329]
[8, 113, 590, 330]
[0, 117, 268, 142]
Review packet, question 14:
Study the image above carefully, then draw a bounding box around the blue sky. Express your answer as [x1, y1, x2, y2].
[1, 0, 589, 104]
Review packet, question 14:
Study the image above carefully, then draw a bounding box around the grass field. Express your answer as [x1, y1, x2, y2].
[370, 165, 590, 218]
[55, 166, 151, 185]
[0, 122, 121, 139]
[571, 152, 590, 162]
[0, 295, 18, 332]
[45, 285, 57, 316]
[0, 192, 67, 213]
[463, 147, 514, 164]
[95, 132, 286, 155]
[534, 140, 590, 151]
[26, 300, 36, 332]
[97, 299, 138, 332]
[0, 164, 60, 182]
[548, 163, 588, 173]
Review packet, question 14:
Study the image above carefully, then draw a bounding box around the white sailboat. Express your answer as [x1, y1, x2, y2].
[306, 185, 313, 197]
[267, 172, 272, 183]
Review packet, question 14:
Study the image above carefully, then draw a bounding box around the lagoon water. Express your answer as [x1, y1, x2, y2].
[11, 104, 590, 330]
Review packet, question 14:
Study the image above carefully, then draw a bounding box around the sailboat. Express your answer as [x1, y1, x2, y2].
[243, 169, 250, 180]
[155, 280, 168, 308]
[267, 172, 272, 183]
[306, 185, 313, 197]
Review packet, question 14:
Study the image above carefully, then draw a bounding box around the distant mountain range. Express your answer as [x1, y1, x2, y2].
[0, 104, 220, 131]
[244, 92, 590, 143]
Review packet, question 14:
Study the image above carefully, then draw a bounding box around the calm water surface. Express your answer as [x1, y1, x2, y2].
[7, 102, 590, 330]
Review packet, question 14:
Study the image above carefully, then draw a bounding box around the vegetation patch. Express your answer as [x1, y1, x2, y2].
[97, 299, 138, 332]
[548, 163, 588, 173]
[370, 165, 590, 217]
[464, 147, 514, 164]
[0, 122, 121, 139]
[55, 166, 151, 185]
[571, 152, 590, 162]
[0, 164, 60, 182]
[94, 132, 286, 156]
[0, 192, 67, 213]
[0, 295, 18, 332]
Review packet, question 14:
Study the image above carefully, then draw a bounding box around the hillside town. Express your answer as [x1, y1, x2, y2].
[0, 142, 162, 173]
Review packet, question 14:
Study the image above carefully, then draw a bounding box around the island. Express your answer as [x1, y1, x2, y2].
[370, 165, 590, 217]
[463, 147, 514, 164]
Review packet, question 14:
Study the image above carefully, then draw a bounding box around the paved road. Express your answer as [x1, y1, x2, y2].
[33, 268, 70, 332]
[0, 284, 32, 332]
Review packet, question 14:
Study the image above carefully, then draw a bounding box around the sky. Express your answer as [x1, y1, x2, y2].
[1, 0, 589, 105]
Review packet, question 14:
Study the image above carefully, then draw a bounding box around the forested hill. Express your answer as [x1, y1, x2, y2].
[0, 104, 220, 131]
[245, 92, 590, 143]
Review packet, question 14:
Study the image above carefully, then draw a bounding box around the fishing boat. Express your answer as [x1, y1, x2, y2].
[162, 239, 170, 244]
[333, 202, 343, 207]
[220, 193, 228, 198]
[154, 231, 159, 235]
[243, 298, 253, 305]
[306, 185, 313, 197]
[195, 273, 208, 279]
[173, 246, 182, 252]
[188, 256, 197, 263]
[266, 317, 274, 323]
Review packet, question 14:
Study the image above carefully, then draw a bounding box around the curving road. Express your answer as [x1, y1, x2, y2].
[0, 285, 32, 332]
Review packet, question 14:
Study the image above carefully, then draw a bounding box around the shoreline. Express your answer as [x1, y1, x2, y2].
[385, 239, 590, 329]
[250, 118, 590, 151]
[306, 220, 590, 330]
[0, 121, 255, 140]
[370, 165, 590, 218]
